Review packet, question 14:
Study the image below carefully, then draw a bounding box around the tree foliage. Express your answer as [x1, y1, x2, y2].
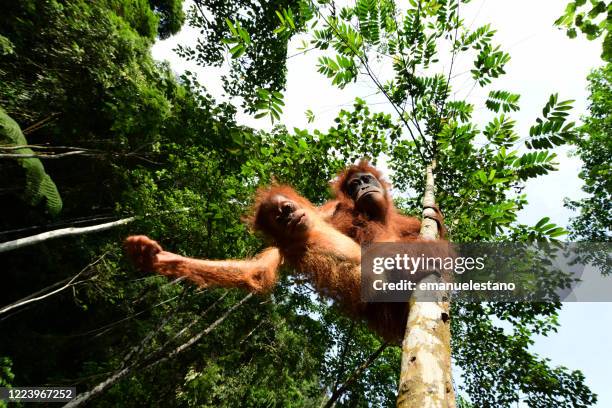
[149, 0, 185, 39]
[175, 0, 308, 110]
[556, 1, 611, 61]
[212, 0, 596, 405]
[0, 1, 396, 406]
[565, 63, 612, 241]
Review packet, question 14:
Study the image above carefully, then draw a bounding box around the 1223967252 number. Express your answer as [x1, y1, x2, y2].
[0, 387, 75, 402]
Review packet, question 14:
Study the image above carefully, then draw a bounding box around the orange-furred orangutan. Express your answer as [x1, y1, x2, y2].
[125, 161, 446, 343]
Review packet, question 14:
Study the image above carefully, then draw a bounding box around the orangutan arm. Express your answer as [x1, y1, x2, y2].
[125, 235, 282, 292]
[125, 197, 346, 292]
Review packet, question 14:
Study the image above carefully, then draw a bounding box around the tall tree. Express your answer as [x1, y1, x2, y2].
[208, 0, 597, 405]
[565, 63, 611, 241]
[0, 2, 393, 406]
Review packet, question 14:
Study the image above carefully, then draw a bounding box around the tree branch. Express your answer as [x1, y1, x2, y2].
[0, 150, 90, 159]
[63, 293, 253, 408]
[323, 342, 388, 408]
[0, 252, 107, 315]
[0, 217, 136, 253]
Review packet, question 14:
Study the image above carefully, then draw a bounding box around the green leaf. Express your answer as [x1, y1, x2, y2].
[230, 44, 245, 58]
[0, 107, 62, 216]
[535, 217, 550, 229]
[305, 109, 315, 123]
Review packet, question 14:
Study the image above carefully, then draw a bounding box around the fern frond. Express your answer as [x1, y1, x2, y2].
[0, 107, 63, 216]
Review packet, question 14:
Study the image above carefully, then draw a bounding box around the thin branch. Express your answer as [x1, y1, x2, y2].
[331, 322, 355, 396]
[313, 2, 431, 162]
[120, 289, 190, 368]
[22, 113, 59, 135]
[436, 0, 462, 144]
[0, 151, 90, 159]
[192, 0, 211, 26]
[0, 215, 117, 237]
[68, 294, 182, 339]
[62, 293, 253, 408]
[148, 292, 254, 367]
[62, 365, 133, 408]
[158, 291, 229, 350]
[0, 217, 136, 253]
[388, 2, 426, 142]
[0, 144, 97, 151]
[360, 56, 432, 161]
[323, 342, 388, 408]
[287, 47, 316, 59]
[239, 318, 266, 344]
[0, 208, 190, 253]
[0, 252, 107, 315]
[0, 144, 162, 165]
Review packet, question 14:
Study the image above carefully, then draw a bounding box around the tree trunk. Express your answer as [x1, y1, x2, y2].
[396, 162, 455, 408]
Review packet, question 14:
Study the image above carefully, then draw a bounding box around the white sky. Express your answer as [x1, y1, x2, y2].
[152, 0, 610, 406]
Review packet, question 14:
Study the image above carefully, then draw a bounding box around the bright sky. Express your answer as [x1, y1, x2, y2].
[152, 0, 610, 406]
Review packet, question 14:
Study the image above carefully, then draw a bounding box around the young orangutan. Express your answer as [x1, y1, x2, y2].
[126, 186, 362, 308]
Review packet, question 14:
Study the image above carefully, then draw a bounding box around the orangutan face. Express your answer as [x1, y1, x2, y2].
[263, 195, 311, 238]
[346, 172, 387, 219]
